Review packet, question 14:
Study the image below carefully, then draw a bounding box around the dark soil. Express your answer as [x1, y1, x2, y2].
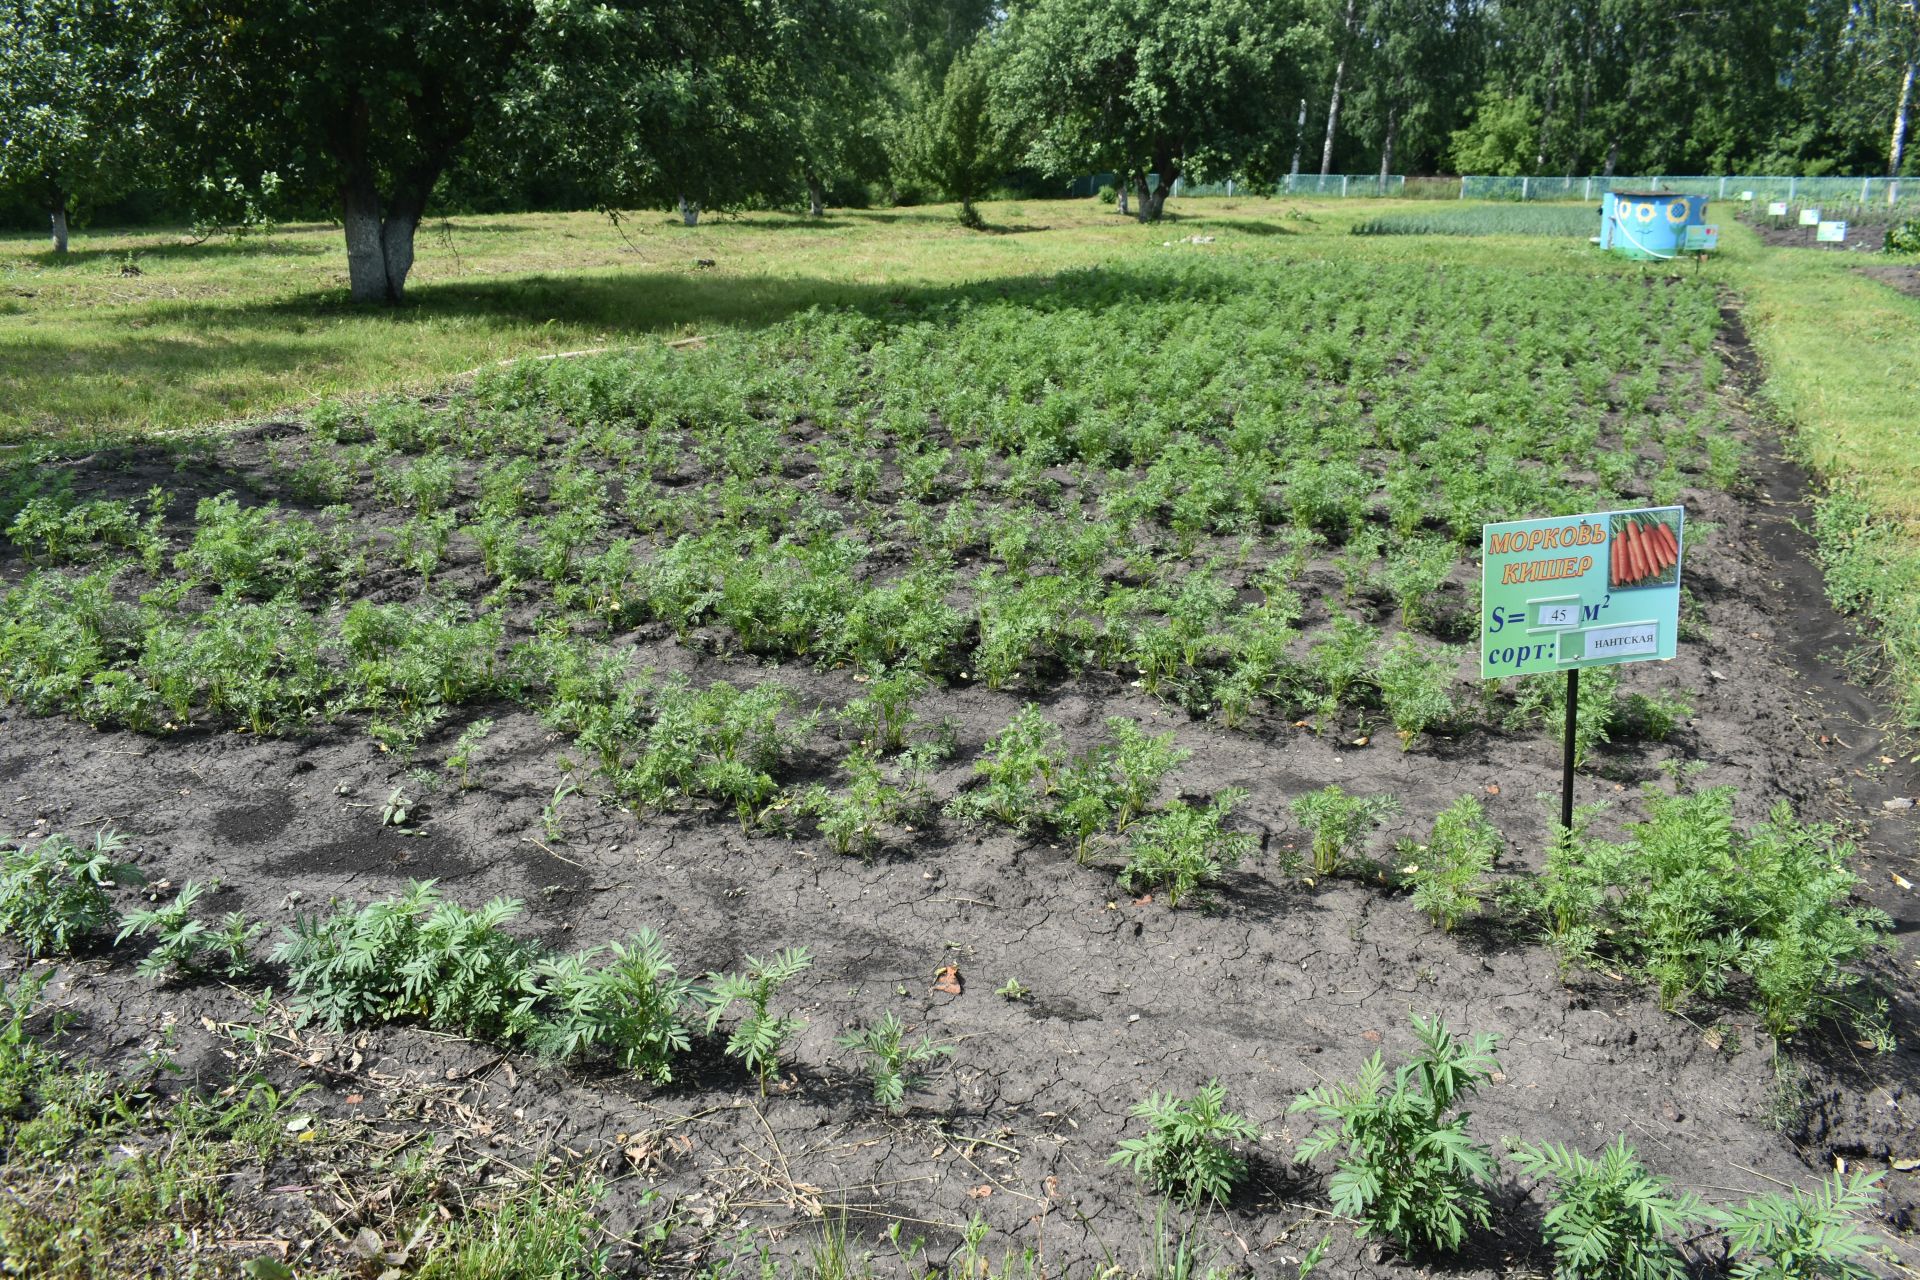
[1749, 219, 1891, 253]
[1861, 264, 1920, 300]
[2, 310, 1918, 1278]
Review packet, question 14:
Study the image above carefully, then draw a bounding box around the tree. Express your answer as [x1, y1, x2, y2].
[1345, 0, 1482, 180]
[905, 37, 1004, 226]
[996, 0, 1319, 221]
[1448, 91, 1538, 175]
[0, 0, 148, 253]
[140, 1, 765, 302]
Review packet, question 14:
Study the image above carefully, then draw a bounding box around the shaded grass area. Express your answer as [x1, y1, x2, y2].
[1719, 219, 1920, 720]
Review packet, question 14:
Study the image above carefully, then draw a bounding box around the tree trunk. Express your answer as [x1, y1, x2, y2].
[1379, 108, 1397, 188]
[1320, 0, 1356, 176]
[678, 195, 701, 226]
[48, 189, 69, 255]
[1116, 176, 1130, 215]
[340, 170, 429, 304]
[1290, 98, 1307, 178]
[1535, 53, 1561, 170]
[1603, 138, 1619, 178]
[1893, 59, 1915, 180]
[341, 175, 390, 304]
[806, 173, 826, 217]
[1136, 154, 1179, 222]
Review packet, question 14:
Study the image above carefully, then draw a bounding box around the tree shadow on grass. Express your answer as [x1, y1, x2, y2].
[1, 253, 1267, 443]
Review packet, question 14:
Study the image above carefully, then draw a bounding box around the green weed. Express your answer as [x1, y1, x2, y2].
[1290, 1013, 1499, 1254]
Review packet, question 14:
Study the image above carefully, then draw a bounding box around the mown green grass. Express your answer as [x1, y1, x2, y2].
[1711, 219, 1920, 717]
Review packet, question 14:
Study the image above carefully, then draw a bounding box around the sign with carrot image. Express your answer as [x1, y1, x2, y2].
[1480, 505, 1685, 678]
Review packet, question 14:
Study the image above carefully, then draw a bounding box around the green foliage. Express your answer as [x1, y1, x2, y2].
[1708, 1169, 1884, 1280]
[176, 495, 354, 599]
[1401, 795, 1498, 932]
[951, 703, 1067, 829]
[1353, 207, 1598, 238]
[902, 38, 1005, 226]
[837, 669, 928, 753]
[1511, 786, 1891, 1044]
[1886, 218, 1920, 255]
[703, 948, 812, 1093]
[116, 880, 263, 980]
[1108, 1080, 1258, 1207]
[1376, 634, 1458, 749]
[1289, 1014, 1500, 1254]
[412, 1177, 613, 1280]
[1290, 785, 1400, 875]
[274, 881, 540, 1041]
[0, 829, 140, 958]
[803, 748, 928, 858]
[531, 930, 696, 1083]
[1117, 790, 1254, 907]
[446, 717, 496, 788]
[835, 1011, 954, 1110]
[1506, 1137, 1698, 1280]
[6, 492, 164, 567]
[638, 677, 808, 826]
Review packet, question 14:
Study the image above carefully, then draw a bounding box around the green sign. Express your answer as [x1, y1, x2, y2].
[1767, 200, 1788, 216]
[1799, 207, 1822, 226]
[1479, 506, 1685, 679]
[1682, 224, 1718, 252]
[1816, 220, 1847, 243]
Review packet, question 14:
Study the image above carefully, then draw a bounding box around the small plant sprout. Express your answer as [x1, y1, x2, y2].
[1401, 795, 1500, 931]
[1289, 1013, 1500, 1254]
[995, 977, 1030, 1001]
[1118, 789, 1255, 907]
[446, 717, 495, 788]
[1707, 1168, 1884, 1280]
[835, 1011, 954, 1110]
[0, 829, 143, 958]
[704, 947, 811, 1094]
[116, 880, 263, 980]
[380, 786, 414, 829]
[1290, 784, 1401, 876]
[542, 778, 579, 843]
[1505, 1136, 1698, 1280]
[1108, 1079, 1259, 1207]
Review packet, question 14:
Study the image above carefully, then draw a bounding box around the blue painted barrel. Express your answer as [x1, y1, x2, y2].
[1599, 191, 1708, 260]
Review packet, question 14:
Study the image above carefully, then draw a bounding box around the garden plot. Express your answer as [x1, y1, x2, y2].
[1, 253, 1915, 1277]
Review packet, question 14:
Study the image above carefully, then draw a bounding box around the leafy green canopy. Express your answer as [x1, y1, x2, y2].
[994, 0, 1321, 215]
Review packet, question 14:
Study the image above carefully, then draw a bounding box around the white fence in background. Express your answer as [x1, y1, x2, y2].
[1462, 174, 1913, 206]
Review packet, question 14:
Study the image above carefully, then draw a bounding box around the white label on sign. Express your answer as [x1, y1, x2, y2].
[1582, 623, 1658, 658]
[1817, 220, 1847, 243]
[1799, 208, 1821, 226]
[1534, 602, 1580, 629]
[1767, 201, 1788, 216]
[1740, 190, 1754, 201]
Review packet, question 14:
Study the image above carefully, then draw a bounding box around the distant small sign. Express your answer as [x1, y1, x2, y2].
[1683, 225, 1719, 252]
[1799, 207, 1822, 226]
[1767, 201, 1788, 216]
[1816, 220, 1847, 243]
[1739, 190, 1755, 201]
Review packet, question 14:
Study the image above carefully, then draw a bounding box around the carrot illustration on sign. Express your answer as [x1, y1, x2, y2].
[1610, 513, 1680, 589]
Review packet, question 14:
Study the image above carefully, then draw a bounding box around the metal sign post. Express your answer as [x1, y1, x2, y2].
[1480, 506, 1687, 837]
